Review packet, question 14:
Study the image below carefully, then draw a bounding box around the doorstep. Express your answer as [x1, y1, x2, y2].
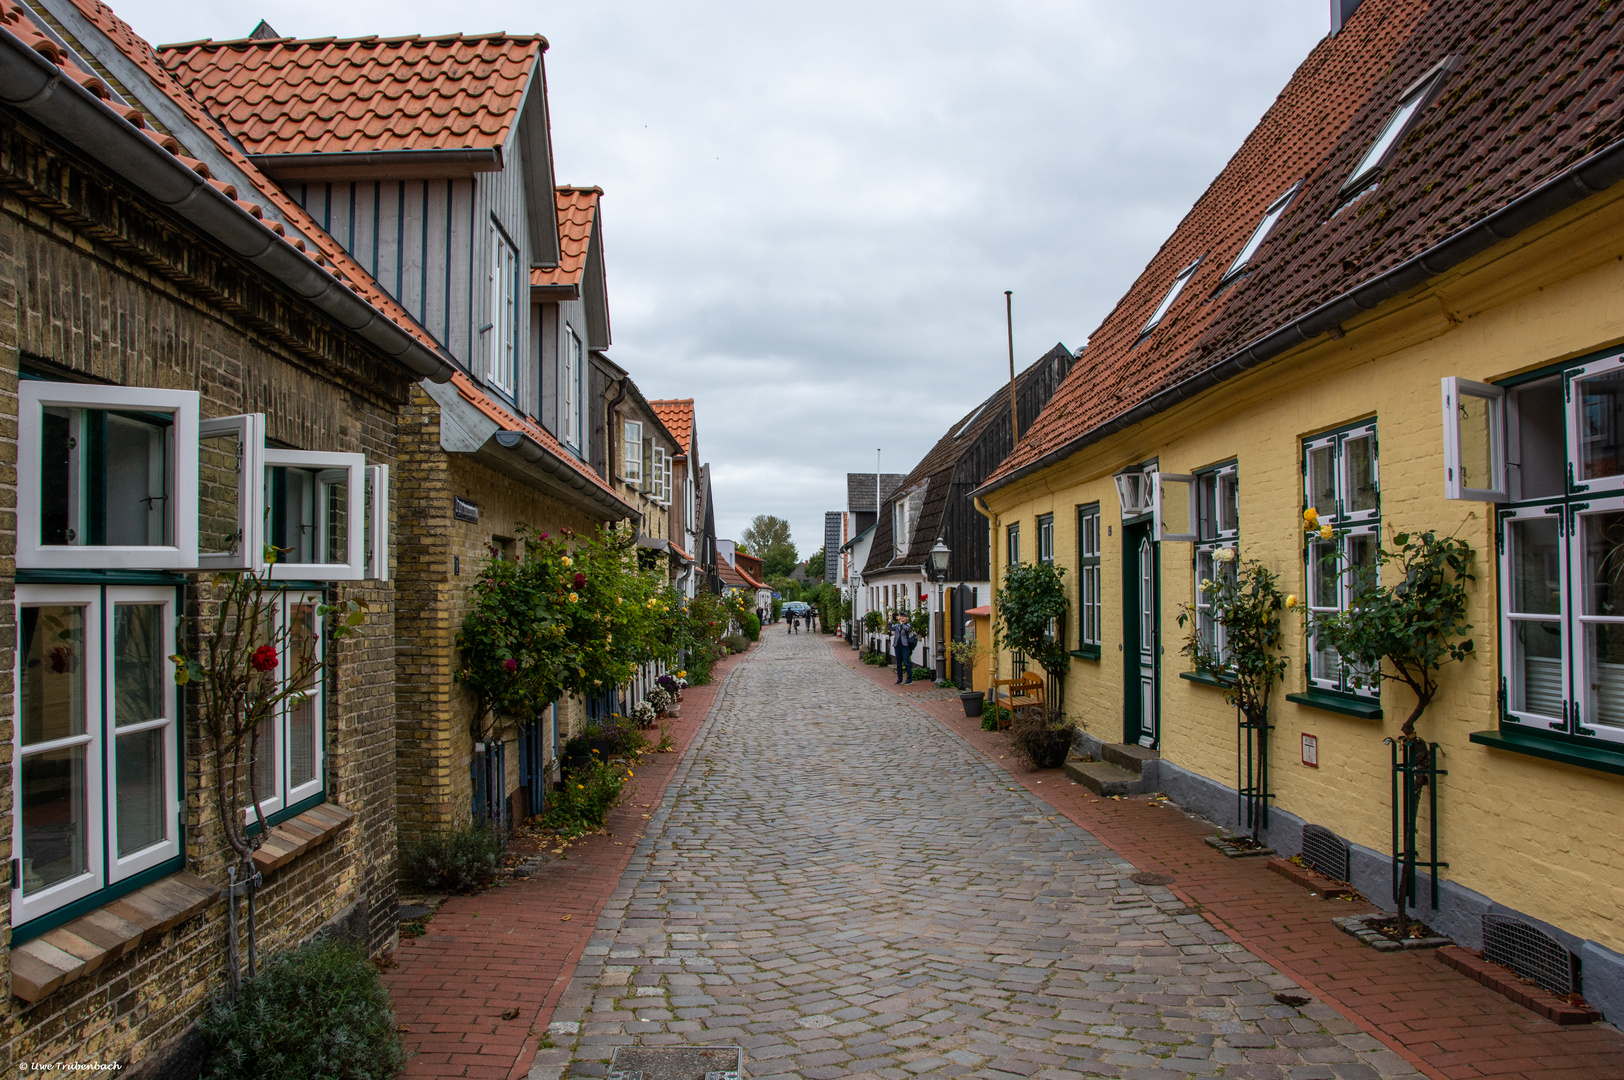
[11, 871, 219, 1002]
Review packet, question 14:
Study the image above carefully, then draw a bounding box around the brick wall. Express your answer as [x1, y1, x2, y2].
[0, 112, 409, 1067]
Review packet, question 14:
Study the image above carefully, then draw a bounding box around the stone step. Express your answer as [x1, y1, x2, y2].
[1064, 758, 1147, 796]
[1101, 741, 1159, 774]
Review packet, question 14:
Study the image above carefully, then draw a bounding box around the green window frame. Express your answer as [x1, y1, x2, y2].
[1077, 504, 1102, 656]
[1302, 421, 1380, 700]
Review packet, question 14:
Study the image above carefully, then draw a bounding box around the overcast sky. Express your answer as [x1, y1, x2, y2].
[125, 0, 1327, 558]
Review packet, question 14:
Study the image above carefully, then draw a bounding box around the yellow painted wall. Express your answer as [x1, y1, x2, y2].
[984, 183, 1624, 953]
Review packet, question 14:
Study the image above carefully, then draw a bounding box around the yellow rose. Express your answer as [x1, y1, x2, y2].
[1319, 524, 1333, 540]
[569, 592, 579, 603]
[1285, 594, 1298, 609]
[1303, 507, 1318, 525]
[561, 556, 573, 567]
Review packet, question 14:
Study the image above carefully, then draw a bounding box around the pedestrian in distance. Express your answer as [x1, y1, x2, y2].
[892, 613, 916, 684]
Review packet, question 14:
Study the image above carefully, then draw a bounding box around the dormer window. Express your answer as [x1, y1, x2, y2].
[1341, 68, 1450, 197]
[1140, 259, 1201, 338]
[1224, 184, 1299, 281]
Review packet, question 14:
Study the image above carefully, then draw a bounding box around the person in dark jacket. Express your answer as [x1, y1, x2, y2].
[891, 613, 916, 684]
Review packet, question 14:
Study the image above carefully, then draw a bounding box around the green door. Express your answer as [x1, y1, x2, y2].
[1122, 519, 1160, 748]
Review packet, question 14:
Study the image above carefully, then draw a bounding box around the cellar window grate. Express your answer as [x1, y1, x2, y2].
[1300, 824, 1350, 883]
[1483, 914, 1579, 996]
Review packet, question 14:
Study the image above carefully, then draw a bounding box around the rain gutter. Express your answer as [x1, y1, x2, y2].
[974, 134, 1624, 498]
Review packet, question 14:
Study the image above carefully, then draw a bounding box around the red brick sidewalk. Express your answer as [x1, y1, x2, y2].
[383, 646, 749, 1080]
[832, 642, 1624, 1080]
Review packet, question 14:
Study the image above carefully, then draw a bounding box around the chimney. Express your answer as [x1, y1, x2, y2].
[1330, 0, 1363, 34]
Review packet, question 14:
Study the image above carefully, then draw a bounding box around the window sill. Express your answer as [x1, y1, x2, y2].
[253, 803, 355, 876]
[1180, 670, 1230, 689]
[11, 871, 219, 1002]
[1070, 646, 1101, 661]
[1469, 727, 1624, 778]
[1286, 690, 1382, 719]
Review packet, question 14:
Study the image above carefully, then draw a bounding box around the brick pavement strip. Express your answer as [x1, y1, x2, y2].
[545, 630, 1422, 1080]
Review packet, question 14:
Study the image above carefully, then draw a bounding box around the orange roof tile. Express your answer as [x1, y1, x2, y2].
[58, 0, 446, 359]
[448, 371, 629, 507]
[532, 187, 599, 288]
[157, 33, 544, 157]
[648, 398, 693, 449]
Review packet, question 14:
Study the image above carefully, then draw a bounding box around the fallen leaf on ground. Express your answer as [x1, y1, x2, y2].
[560, 914, 572, 921]
[501, 1007, 520, 1020]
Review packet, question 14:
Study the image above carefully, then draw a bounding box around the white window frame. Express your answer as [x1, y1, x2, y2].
[198, 413, 266, 572]
[1566, 352, 1624, 496]
[1036, 513, 1054, 564]
[1224, 185, 1299, 280]
[488, 223, 518, 397]
[1139, 259, 1201, 337]
[1154, 472, 1198, 543]
[245, 589, 327, 824]
[1500, 501, 1569, 733]
[562, 326, 583, 449]
[1567, 497, 1624, 745]
[365, 463, 390, 581]
[1441, 377, 1508, 502]
[1193, 464, 1240, 663]
[12, 584, 182, 927]
[260, 449, 366, 581]
[623, 420, 644, 483]
[1304, 424, 1381, 697]
[1078, 504, 1102, 649]
[18, 382, 200, 570]
[1006, 522, 1020, 566]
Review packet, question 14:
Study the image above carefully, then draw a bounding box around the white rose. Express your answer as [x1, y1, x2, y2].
[1214, 547, 1237, 563]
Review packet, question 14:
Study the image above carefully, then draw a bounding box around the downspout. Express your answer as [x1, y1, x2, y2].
[607, 375, 630, 502]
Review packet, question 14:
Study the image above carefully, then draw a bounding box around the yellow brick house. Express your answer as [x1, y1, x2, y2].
[975, 0, 1624, 1020]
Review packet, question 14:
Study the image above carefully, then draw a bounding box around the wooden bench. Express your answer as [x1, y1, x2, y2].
[989, 673, 1046, 728]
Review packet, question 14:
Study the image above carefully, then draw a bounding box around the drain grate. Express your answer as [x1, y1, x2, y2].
[1300, 824, 1350, 883]
[1483, 914, 1579, 996]
[608, 1046, 743, 1080]
[1130, 872, 1175, 886]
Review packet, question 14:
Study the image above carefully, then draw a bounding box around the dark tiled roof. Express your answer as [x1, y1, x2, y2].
[847, 473, 907, 513]
[989, 0, 1624, 485]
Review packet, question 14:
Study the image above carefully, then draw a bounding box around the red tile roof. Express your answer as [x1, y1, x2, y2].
[990, 0, 1624, 488]
[719, 560, 765, 591]
[532, 187, 599, 288]
[54, 0, 446, 358]
[157, 33, 544, 156]
[648, 398, 694, 450]
[448, 371, 629, 507]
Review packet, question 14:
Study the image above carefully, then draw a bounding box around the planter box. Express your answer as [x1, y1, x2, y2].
[1333, 912, 1452, 951]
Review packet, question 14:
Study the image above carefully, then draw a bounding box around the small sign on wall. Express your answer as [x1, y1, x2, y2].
[453, 496, 480, 523]
[1301, 733, 1319, 768]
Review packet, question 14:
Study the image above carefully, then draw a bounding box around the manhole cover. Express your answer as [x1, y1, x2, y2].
[608, 1046, 743, 1080]
[1130, 872, 1175, 886]
[398, 905, 432, 920]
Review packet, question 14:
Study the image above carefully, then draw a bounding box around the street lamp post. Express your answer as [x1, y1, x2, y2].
[927, 538, 951, 684]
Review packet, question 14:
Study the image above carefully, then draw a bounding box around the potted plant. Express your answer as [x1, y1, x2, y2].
[948, 636, 987, 715]
[1009, 709, 1078, 769]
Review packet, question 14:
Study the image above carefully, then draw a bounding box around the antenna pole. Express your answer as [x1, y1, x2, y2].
[1005, 291, 1018, 445]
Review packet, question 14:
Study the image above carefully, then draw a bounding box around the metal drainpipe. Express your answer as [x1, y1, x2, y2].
[606, 376, 630, 502]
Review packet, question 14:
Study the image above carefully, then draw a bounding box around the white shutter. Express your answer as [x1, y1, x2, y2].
[1441, 377, 1507, 501]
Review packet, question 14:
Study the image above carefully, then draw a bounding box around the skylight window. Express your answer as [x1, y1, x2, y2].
[1140, 259, 1201, 337]
[953, 402, 988, 439]
[1342, 76, 1440, 195]
[1224, 184, 1299, 280]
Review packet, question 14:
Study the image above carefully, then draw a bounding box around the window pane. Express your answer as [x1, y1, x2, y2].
[1583, 622, 1624, 728]
[1580, 510, 1624, 616]
[1345, 432, 1378, 514]
[1309, 622, 1341, 684]
[1346, 532, 1378, 600]
[1308, 445, 1335, 516]
[1218, 472, 1239, 534]
[1510, 621, 1564, 718]
[114, 603, 165, 727]
[1509, 517, 1563, 615]
[200, 426, 246, 558]
[268, 466, 315, 563]
[115, 728, 166, 856]
[321, 475, 349, 565]
[1514, 377, 1565, 500]
[21, 744, 88, 893]
[41, 408, 75, 545]
[289, 695, 316, 789]
[251, 717, 276, 808]
[21, 605, 87, 745]
[38, 408, 171, 547]
[290, 602, 319, 689]
[1455, 393, 1497, 494]
[104, 413, 169, 546]
[1309, 541, 1339, 609]
[1578, 367, 1624, 483]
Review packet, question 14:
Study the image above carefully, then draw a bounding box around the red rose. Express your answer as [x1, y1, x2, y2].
[503, 658, 519, 673]
[574, 572, 586, 588]
[251, 645, 278, 672]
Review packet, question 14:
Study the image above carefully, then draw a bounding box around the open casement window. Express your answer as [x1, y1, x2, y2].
[623, 420, 643, 484]
[246, 590, 326, 824]
[365, 464, 390, 581]
[1441, 378, 1507, 502]
[261, 450, 366, 581]
[199, 413, 266, 571]
[18, 382, 200, 570]
[12, 584, 181, 927]
[642, 437, 654, 493]
[1567, 352, 1624, 496]
[1500, 502, 1569, 732]
[1154, 472, 1197, 542]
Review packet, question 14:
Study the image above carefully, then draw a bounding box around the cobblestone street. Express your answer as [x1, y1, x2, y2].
[539, 630, 1420, 1080]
